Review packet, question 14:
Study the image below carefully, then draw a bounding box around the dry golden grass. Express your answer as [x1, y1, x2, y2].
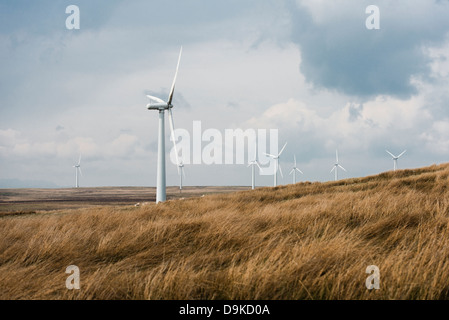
[1, 163, 449, 300]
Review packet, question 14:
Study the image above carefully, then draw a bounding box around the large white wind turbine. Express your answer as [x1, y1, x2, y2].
[73, 155, 82, 188]
[386, 150, 406, 171]
[265, 142, 287, 187]
[330, 150, 346, 181]
[289, 155, 303, 184]
[146, 47, 183, 203]
[247, 142, 261, 190]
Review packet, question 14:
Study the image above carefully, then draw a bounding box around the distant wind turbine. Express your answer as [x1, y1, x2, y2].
[289, 155, 303, 184]
[265, 142, 287, 187]
[177, 158, 186, 192]
[73, 155, 82, 188]
[146, 47, 183, 203]
[330, 150, 346, 181]
[386, 150, 406, 171]
[248, 142, 261, 190]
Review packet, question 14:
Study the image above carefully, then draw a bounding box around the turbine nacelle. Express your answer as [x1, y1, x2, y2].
[146, 94, 174, 110]
[146, 103, 171, 110]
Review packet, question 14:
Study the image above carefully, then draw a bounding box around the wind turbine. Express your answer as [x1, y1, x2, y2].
[146, 47, 182, 203]
[73, 155, 82, 188]
[289, 155, 303, 184]
[264, 142, 287, 187]
[330, 150, 346, 181]
[177, 158, 186, 193]
[248, 142, 261, 190]
[386, 150, 406, 171]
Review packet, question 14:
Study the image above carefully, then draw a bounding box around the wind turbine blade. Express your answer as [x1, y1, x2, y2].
[78, 167, 83, 176]
[336, 150, 339, 163]
[146, 95, 165, 104]
[296, 168, 303, 174]
[264, 153, 276, 158]
[339, 165, 347, 172]
[386, 150, 396, 158]
[255, 161, 262, 171]
[294, 155, 296, 167]
[78, 154, 81, 165]
[279, 164, 283, 178]
[330, 166, 335, 173]
[398, 150, 407, 158]
[289, 169, 294, 175]
[168, 108, 179, 166]
[167, 46, 183, 106]
[278, 142, 287, 156]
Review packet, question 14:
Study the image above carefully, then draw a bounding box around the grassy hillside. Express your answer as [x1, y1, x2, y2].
[1, 163, 449, 299]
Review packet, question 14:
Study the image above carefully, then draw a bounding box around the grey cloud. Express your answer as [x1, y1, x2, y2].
[226, 101, 240, 109]
[287, 0, 449, 99]
[348, 103, 362, 122]
[0, 0, 123, 35]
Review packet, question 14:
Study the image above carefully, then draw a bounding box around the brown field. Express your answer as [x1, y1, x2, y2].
[0, 186, 248, 215]
[1, 164, 449, 299]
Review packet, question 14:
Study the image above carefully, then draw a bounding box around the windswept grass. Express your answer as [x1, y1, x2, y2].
[1, 164, 449, 299]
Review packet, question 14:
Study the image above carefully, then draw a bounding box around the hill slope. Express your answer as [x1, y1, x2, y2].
[1, 164, 449, 299]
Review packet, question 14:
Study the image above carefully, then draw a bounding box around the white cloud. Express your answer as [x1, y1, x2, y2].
[421, 120, 449, 154]
[106, 134, 139, 157]
[243, 93, 432, 160]
[427, 40, 449, 79]
[0, 130, 144, 160]
[0, 129, 22, 147]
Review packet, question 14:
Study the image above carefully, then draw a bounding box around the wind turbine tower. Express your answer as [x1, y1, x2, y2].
[73, 155, 82, 188]
[248, 142, 261, 190]
[146, 47, 183, 203]
[178, 159, 185, 192]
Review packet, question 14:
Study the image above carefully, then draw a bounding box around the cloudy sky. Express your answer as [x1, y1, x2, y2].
[1, 0, 449, 188]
